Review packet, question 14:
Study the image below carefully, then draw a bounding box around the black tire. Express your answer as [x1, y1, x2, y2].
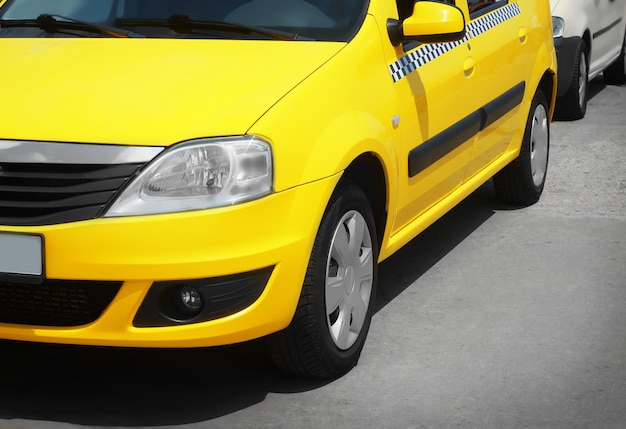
[603, 31, 626, 85]
[555, 39, 588, 120]
[267, 182, 378, 379]
[493, 90, 550, 205]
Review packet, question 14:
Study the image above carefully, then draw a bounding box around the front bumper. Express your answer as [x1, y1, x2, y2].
[0, 174, 339, 347]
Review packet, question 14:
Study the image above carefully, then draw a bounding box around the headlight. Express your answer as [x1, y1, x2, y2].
[552, 16, 564, 38]
[105, 135, 272, 217]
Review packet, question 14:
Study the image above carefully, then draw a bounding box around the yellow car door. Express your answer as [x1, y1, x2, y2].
[388, 0, 478, 233]
[463, 0, 532, 178]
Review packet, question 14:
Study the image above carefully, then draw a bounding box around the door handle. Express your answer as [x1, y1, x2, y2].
[463, 57, 476, 77]
[519, 27, 528, 43]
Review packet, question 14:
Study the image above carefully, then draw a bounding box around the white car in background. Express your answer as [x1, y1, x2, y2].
[551, 0, 626, 119]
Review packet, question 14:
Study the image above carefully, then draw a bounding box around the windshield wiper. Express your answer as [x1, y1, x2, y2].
[116, 15, 304, 41]
[0, 14, 145, 38]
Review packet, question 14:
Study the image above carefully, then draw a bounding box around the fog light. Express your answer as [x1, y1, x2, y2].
[175, 285, 203, 317]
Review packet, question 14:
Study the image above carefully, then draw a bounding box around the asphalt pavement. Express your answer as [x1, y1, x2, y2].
[1, 79, 625, 429]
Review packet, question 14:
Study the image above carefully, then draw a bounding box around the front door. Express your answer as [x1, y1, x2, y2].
[463, 0, 533, 179]
[588, 0, 626, 76]
[389, 0, 478, 233]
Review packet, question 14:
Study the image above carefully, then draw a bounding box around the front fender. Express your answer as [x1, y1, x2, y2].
[248, 16, 400, 195]
[554, 36, 583, 97]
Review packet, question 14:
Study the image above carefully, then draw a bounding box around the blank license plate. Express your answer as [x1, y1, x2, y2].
[0, 232, 44, 282]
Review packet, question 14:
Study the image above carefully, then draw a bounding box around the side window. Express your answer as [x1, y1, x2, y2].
[396, 0, 414, 20]
[467, 0, 508, 17]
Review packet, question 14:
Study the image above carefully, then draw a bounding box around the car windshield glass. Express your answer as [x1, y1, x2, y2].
[0, 0, 368, 41]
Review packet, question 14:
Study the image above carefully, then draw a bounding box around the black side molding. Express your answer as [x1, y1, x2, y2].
[408, 82, 526, 178]
[409, 111, 481, 177]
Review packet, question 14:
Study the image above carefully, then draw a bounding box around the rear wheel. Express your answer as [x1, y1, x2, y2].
[555, 39, 588, 120]
[493, 90, 549, 205]
[267, 183, 378, 379]
[604, 31, 626, 85]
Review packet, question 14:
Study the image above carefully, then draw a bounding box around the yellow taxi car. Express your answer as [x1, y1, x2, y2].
[0, 0, 556, 378]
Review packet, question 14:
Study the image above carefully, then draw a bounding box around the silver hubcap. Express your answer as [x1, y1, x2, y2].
[578, 51, 588, 109]
[325, 210, 374, 350]
[530, 103, 549, 188]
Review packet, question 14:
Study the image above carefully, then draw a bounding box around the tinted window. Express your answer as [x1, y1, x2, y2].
[468, 0, 508, 17]
[0, 0, 368, 41]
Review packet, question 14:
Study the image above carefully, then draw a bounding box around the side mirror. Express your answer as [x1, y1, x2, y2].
[388, 1, 467, 47]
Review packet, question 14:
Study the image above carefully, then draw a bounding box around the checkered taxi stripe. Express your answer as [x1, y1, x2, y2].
[389, 2, 522, 82]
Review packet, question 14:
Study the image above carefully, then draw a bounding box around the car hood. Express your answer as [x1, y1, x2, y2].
[0, 38, 343, 146]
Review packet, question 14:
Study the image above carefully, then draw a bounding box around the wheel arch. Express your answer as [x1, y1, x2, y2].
[537, 68, 557, 119]
[339, 153, 388, 248]
[527, 27, 558, 119]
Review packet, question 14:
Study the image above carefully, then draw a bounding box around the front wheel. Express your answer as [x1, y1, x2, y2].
[555, 39, 588, 120]
[267, 183, 378, 379]
[493, 90, 550, 205]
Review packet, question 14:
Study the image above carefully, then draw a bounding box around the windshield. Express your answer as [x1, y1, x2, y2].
[0, 0, 368, 41]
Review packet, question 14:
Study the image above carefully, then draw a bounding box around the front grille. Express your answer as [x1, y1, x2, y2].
[0, 279, 123, 327]
[0, 162, 144, 226]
